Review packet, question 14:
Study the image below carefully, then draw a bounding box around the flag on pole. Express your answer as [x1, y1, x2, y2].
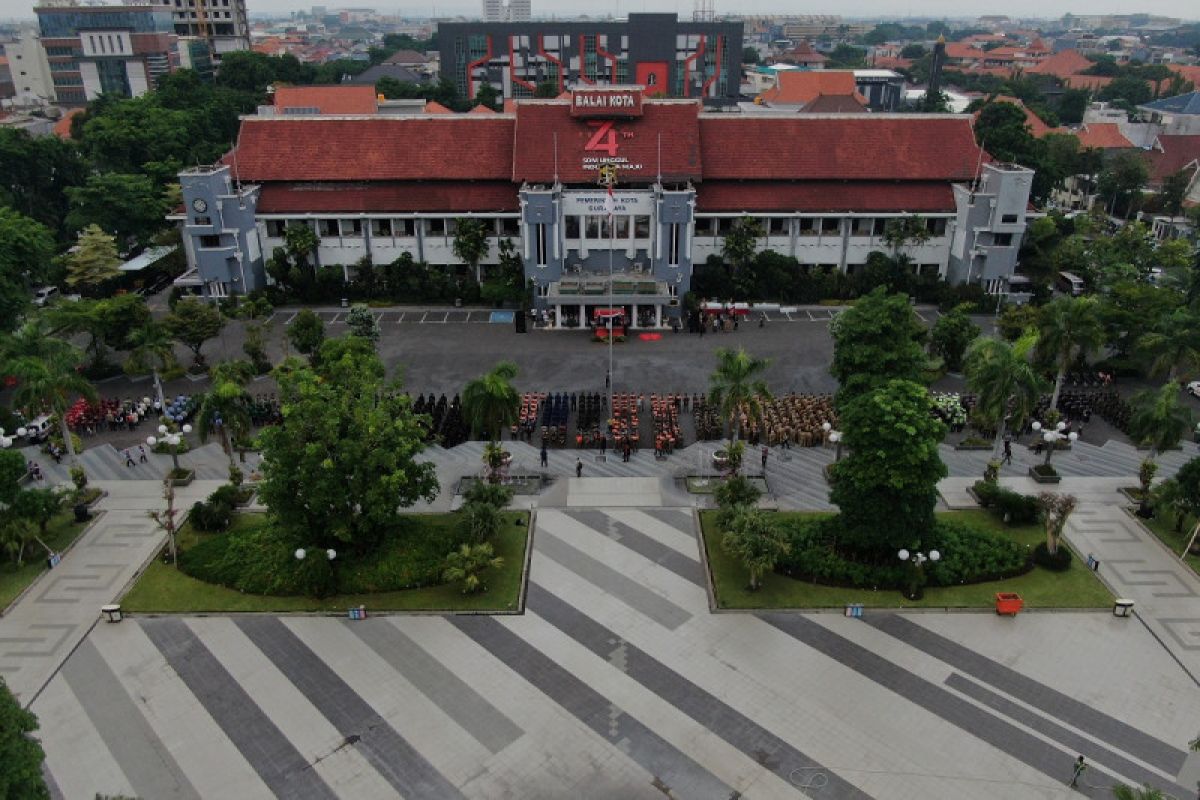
[603, 181, 615, 217]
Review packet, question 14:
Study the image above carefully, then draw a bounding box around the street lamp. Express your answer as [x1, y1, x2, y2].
[899, 548, 941, 600]
[294, 547, 337, 562]
[147, 423, 192, 473]
[823, 421, 844, 461]
[1031, 420, 1078, 467]
[0, 427, 28, 449]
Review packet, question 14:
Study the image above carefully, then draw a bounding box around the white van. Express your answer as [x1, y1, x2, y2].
[1056, 271, 1085, 297]
[32, 286, 59, 307]
[22, 415, 54, 443]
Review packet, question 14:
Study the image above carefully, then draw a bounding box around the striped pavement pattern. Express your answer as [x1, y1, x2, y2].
[32, 507, 1195, 799]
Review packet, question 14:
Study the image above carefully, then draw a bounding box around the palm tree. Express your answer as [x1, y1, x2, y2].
[197, 378, 252, 471]
[124, 321, 178, 410]
[964, 332, 1045, 461]
[462, 361, 520, 443]
[7, 348, 96, 468]
[1038, 296, 1103, 411]
[0, 316, 73, 366]
[721, 507, 790, 591]
[442, 542, 504, 594]
[1111, 784, 1166, 800]
[1137, 308, 1200, 381]
[708, 347, 771, 441]
[1128, 381, 1193, 461]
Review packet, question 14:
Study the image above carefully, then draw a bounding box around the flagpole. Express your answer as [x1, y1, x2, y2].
[608, 185, 614, 418]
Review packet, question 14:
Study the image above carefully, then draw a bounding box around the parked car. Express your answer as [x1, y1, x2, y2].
[32, 286, 59, 307]
[1056, 271, 1085, 297]
[22, 414, 54, 443]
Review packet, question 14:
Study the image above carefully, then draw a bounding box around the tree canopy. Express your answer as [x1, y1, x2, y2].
[0, 208, 55, 332]
[257, 341, 438, 553]
[830, 287, 926, 407]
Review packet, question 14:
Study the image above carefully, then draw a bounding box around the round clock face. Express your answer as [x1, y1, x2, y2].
[192, 198, 208, 213]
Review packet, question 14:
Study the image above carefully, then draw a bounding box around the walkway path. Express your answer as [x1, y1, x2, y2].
[0, 479, 224, 705]
[25, 483, 1200, 799]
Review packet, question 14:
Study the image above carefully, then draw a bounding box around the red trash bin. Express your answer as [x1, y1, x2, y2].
[995, 592, 1024, 615]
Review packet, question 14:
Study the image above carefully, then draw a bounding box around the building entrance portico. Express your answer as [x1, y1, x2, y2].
[547, 274, 674, 329]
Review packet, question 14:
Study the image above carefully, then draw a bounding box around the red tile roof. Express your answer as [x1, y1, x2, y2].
[233, 117, 516, 181]
[274, 84, 378, 115]
[800, 94, 868, 113]
[944, 42, 984, 61]
[257, 181, 519, 213]
[468, 104, 496, 114]
[1144, 135, 1200, 185]
[696, 181, 956, 212]
[52, 107, 84, 140]
[1064, 74, 1113, 91]
[1026, 49, 1093, 78]
[512, 101, 702, 184]
[1170, 65, 1200, 87]
[978, 96, 1059, 138]
[1075, 122, 1134, 149]
[423, 100, 453, 114]
[759, 71, 865, 106]
[384, 49, 426, 65]
[699, 116, 982, 181]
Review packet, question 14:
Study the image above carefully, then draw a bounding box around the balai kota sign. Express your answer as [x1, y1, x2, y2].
[570, 88, 644, 118]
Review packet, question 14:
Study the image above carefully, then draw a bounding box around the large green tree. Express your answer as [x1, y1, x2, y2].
[0, 208, 55, 333]
[286, 308, 325, 361]
[1038, 295, 1104, 410]
[829, 379, 948, 558]
[0, 127, 86, 234]
[721, 216, 763, 276]
[1128, 382, 1193, 459]
[47, 294, 150, 372]
[1098, 151, 1150, 218]
[0, 677, 47, 799]
[928, 304, 980, 372]
[197, 375, 252, 471]
[1138, 308, 1200, 381]
[65, 172, 168, 249]
[451, 218, 490, 283]
[462, 361, 520, 442]
[964, 332, 1045, 460]
[63, 225, 121, 292]
[707, 347, 771, 441]
[257, 344, 438, 553]
[830, 287, 926, 407]
[124, 320, 178, 407]
[6, 345, 95, 467]
[165, 296, 225, 370]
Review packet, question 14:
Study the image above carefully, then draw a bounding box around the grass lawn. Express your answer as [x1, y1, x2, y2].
[1135, 508, 1200, 575]
[700, 510, 1113, 610]
[121, 511, 530, 613]
[0, 509, 94, 612]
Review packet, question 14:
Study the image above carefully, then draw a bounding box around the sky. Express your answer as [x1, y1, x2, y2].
[7, 0, 1197, 24]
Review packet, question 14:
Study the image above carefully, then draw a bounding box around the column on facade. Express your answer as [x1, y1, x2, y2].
[555, 304, 562, 329]
[654, 304, 662, 329]
[684, 219, 694, 263]
[631, 303, 638, 329]
[579, 215, 588, 260]
[579, 303, 585, 329]
[626, 214, 636, 259]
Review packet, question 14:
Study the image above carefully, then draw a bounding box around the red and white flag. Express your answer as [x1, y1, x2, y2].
[603, 182, 615, 217]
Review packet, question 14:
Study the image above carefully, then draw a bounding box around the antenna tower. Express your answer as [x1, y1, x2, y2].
[692, 0, 714, 22]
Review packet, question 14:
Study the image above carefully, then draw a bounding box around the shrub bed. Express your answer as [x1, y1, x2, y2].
[774, 516, 1029, 589]
[1032, 542, 1073, 571]
[972, 481, 1040, 525]
[180, 512, 524, 596]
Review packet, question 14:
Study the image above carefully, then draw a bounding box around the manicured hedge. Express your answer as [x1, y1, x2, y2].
[773, 516, 1029, 589]
[972, 480, 1040, 525]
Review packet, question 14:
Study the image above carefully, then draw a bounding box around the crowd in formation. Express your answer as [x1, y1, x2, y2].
[410, 394, 469, 448]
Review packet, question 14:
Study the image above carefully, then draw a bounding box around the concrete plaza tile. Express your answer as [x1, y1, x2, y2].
[898, 614, 1200, 749]
[186, 618, 394, 799]
[88, 623, 272, 800]
[392, 617, 663, 800]
[536, 513, 709, 608]
[33, 673, 135, 800]
[283, 617, 491, 789]
[501, 611, 797, 799]
[591, 508, 703, 558]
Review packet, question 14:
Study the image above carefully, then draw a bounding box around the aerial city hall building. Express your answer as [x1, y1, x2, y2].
[175, 87, 1033, 327]
[438, 14, 743, 104]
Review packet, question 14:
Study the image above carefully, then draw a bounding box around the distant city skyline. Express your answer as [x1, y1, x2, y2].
[7, 0, 1197, 24]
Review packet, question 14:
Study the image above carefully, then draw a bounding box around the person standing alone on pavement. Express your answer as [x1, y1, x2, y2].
[761, 446, 769, 472]
[1068, 755, 1087, 787]
[1002, 434, 1013, 465]
[575, 458, 583, 478]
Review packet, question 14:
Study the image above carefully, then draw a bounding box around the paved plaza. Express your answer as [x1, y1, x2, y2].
[2, 434, 1199, 799]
